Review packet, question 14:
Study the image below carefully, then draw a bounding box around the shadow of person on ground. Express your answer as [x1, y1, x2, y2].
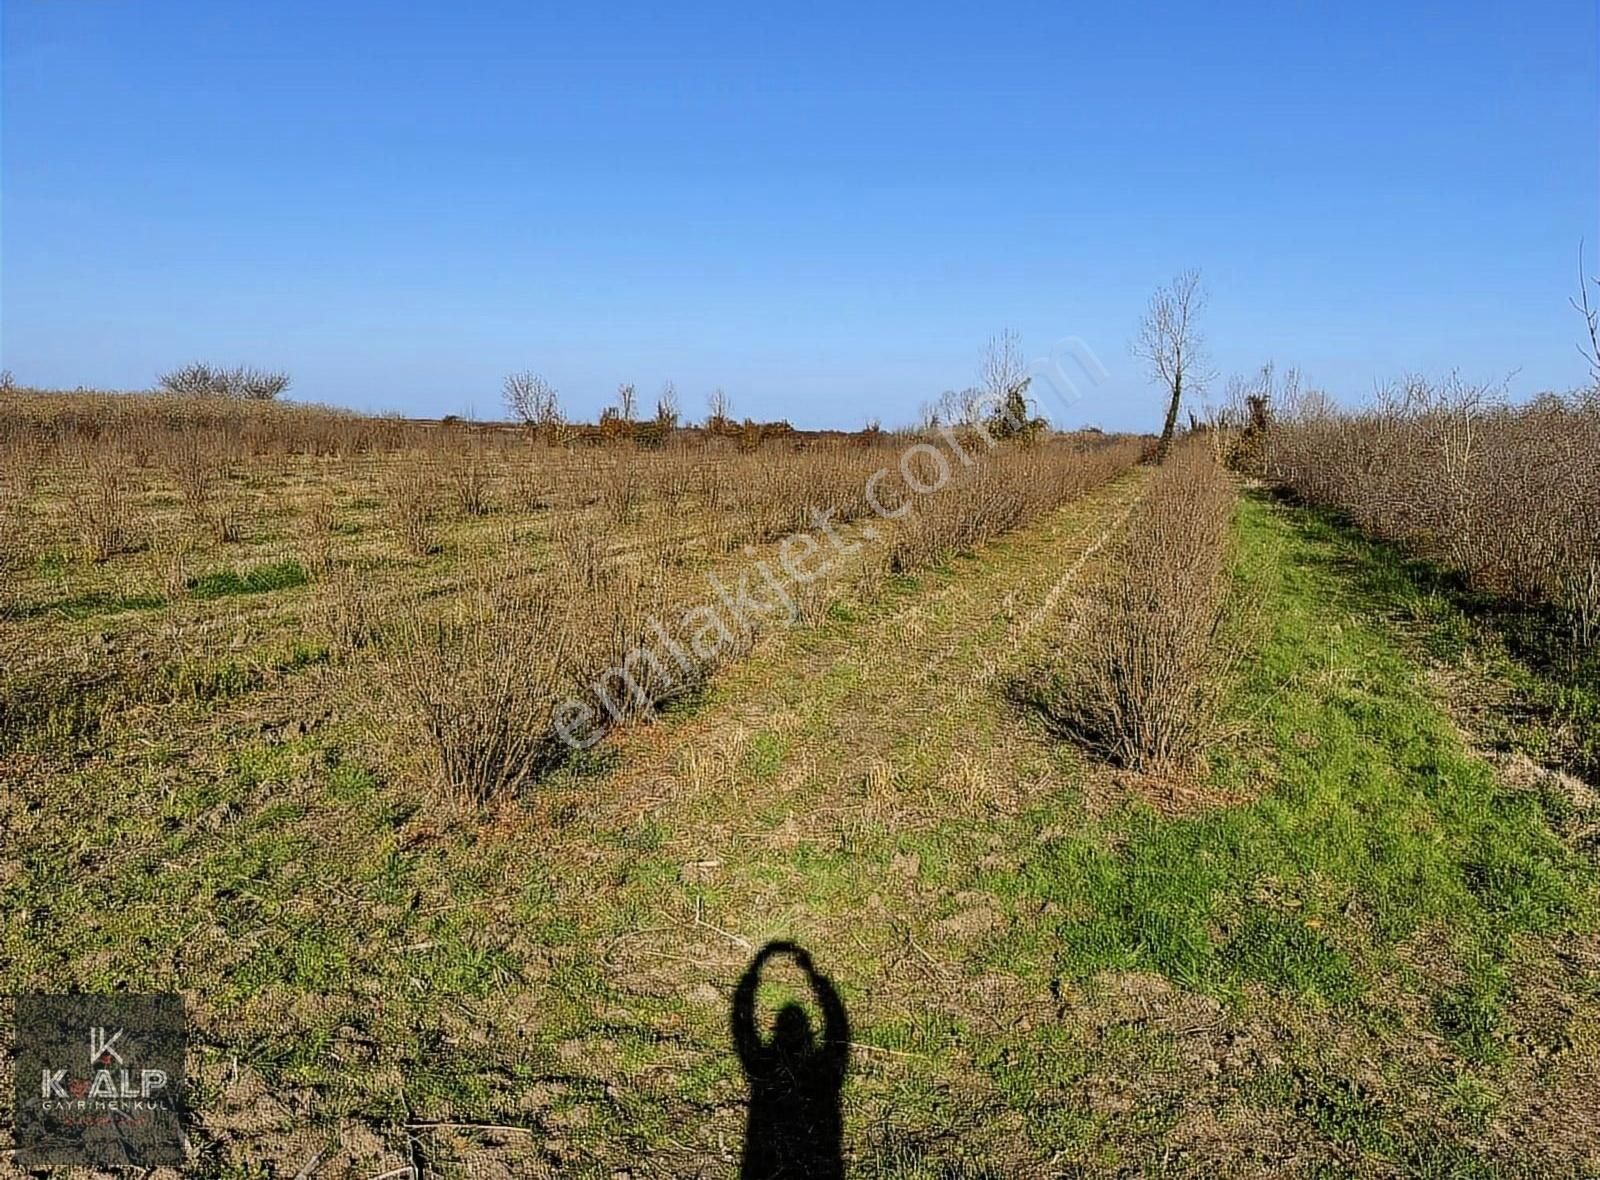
[731, 941, 850, 1180]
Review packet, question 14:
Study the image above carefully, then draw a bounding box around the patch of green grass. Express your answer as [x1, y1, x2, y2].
[6, 473, 1593, 1172]
[976, 492, 1597, 1164]
[232, 741, 302, 791]
[34, 549, 69, 576]
[743, 730, 788, 779]
[1220, 907, 1359, 1003]
[279, 640, 332, 669]
[1436, 1068, 1499, 1133]
[1290, 1069, 1392, 1154]
[656, 680, 714, 718]
[826, 600, 858, 623]
[0, 666, 111, 749]
[1431, 965, 1507, 1063]
[1300, 497, 1600, 783]
[156, 657, 266, 702]
[188, 559, 309, 599]
[325, 761, 379, 803]
[615, 816, 667, 852]
[18, 588, 165, 619]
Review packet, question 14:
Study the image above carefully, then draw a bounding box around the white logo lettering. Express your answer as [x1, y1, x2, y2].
[89, 1026, 125, 1067]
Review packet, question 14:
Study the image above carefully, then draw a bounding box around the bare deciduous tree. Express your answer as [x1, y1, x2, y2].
[503, 371, 562, 432]
[1572, 242, 1600, 390]
[707, 387, 731, 428]
[937, 388, 976, 428]
[158, 362, 290, 401]
[980, 330, 1039, 439]
[656, 380, 679, 428]
[616, 382, 638, 423]
[981, 331, 1028, 410]
[1135, 270, 1213, 462]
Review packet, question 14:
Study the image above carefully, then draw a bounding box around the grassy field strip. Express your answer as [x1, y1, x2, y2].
[495, 486, 1600, 1176]
[4, 443, 1135, 777]
[572, 471, 1147, 832]
[92, 470, 1137, 1174]
[918, 476, 1147, 712]
[470, 476, 1154, 1170]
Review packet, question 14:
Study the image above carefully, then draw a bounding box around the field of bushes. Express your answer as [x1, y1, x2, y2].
[1, 386, 1597, 1176]
[0, 392, 1139, 795]
[1265, 379, 1600, 780]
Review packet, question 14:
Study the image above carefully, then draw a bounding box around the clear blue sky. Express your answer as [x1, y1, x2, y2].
[3, 1, 1595, 430]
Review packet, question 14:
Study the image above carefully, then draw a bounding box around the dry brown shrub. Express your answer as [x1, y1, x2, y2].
[599, 459, 642, 525]
[641, 515, 691, 570]
[153, 532, 199, 600]
[76, 451, 142, 562]
[652, 448, 698, 503]
[566, 555, 679, 719]
[300, 493, 337, 579]
[549, 510, 610, 589]
[1038, 445, 1235, 771]
[1567, 558, 1600, 651]
[373, 430, 1148, 803]
[443, 445, 493, 517]
[314, 561, 377, 654]
[0, 454, 37, 613]
[389, 579, 580, 805]
[387, 458, 440, 557]
[163, 427, 251, 544]
[2, 389, 410, 464]
[506, 453, 553, 512]
[169, 430, 216, 518]
[207, 496, 246, 545]
[887, 439, 1139, 574]
[564, 529, 609, 590]
[389, 557, 678, 805]
[696, 459, 730, 513]
[1268, 379, 1600, 647]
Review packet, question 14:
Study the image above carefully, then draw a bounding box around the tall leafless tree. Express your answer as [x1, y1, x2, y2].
[978, 330, 1039, 439]
[1572, 243, 1600, 391]
[981, 331, 1029, 411]
[616, 382, 638, 423]
[503, 371, 562, 432]
[1135, 270, 1213, 462]
[656, 379, 680, 428]
[707, 387, 731, 427]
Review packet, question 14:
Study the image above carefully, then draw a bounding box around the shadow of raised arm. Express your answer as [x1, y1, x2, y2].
[731, 941, 792, 1070]
[729, 940, 850, 1180]
[807, 958, 851, 1082]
